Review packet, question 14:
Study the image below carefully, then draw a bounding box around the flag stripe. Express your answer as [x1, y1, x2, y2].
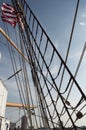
[2, 3, 15, 11]
[2, 17, 17, 23]
[2, 18, 16, 27]
[1, 16, 17, 22]
[1, 14, 17, 19]
[2, 12, 17, 18]
[1, 8, 16, 14]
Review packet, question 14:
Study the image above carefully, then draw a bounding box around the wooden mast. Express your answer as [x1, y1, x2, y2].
[6, 102, 36, 109]
[0, 27, 30, 63]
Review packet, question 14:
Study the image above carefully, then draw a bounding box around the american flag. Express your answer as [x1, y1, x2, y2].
[1, 2, 24, 30]
[1, 3, 17, 27]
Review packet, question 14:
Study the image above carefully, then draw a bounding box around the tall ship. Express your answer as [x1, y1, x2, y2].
[0, 0, 86, 130]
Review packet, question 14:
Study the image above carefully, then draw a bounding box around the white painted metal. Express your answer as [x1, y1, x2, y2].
[0, 117, 10, 130]
[0, 80, 8, 117]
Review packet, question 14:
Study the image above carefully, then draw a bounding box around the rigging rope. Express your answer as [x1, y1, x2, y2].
[12, 0, 86, 129]
[1, 0, 86, 129]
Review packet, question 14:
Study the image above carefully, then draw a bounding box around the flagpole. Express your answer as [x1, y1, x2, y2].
[0, 27, 30, 63]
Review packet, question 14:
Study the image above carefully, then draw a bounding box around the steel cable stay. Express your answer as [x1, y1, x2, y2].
[29, 113, 60, 126]
[31, 58, 55, 129]
[20, 52, 33, 128]
[23, 0, 86, 102]
[27, 33, 63, 128]
[12, 27, 30, 114]
[43, 1, 79, 121]
[19, 31, 34, 128]
[18, 20, 62, 127]
[26, 20, 85, 128]
[58, 43, 86, 125]
[40, 54, 53, 91]
[18, 26, 40, 128]
[13, 36, 35, 128]
[30, 59, 62, 112]
[49, 0, 80, 122]
[3, 23, 26, 110]
[4, 22, 35, 128]
[32, 70, 54, 129]
[16, 1, 85, 129]
[17, 24, 52, 128]
[36, 91, 50, 128]
[6, 35, 27, 120]
[20, 53, 38, 128]
[34, 85, 43, 127]
[60, 42, 86, 95]
[7, 37, 26, 111]
[41, 39, 49, 71]
[58, 44, 86, 122]
[6, 0, 86, 129]
[24, 70, 39, 128]
[37, 68, 68, 121]
[18, 27, 74, 129]
[58, 0, 80, 92]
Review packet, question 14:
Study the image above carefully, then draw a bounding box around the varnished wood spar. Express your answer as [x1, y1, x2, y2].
[0, 27, 30, 63]
[6, 102, 36, 109]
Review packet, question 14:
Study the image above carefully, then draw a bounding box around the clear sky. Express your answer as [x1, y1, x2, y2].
[0, 0, 86, 127]
[28, 0, 86, 92]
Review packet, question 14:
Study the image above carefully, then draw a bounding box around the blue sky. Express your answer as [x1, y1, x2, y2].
[28, 0, 86, 90]
[0, 0, 86, 127]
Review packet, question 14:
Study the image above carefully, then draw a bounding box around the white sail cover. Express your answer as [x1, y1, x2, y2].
[0, 80, 8, 117]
